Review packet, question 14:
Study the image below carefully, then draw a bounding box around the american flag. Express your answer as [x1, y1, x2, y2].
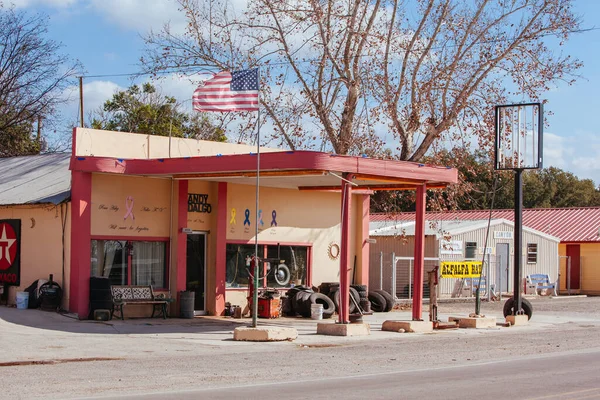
[192, 68, 259, 112]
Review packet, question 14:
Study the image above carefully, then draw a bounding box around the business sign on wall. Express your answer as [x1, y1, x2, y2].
[0, 219, 21, 286]
[440, 261, 483, 278]
[188, 193, 212, 213]
[439, 239, 463, 255]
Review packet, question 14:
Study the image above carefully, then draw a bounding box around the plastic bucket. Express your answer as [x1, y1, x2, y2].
[310, 303, 323, 320]
[179, 291, 195, 319]
[16, 292, 29, 310]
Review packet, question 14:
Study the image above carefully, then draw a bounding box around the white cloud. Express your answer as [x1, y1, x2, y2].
[89, 0, 188, 34]
[9, 0, 78, 8]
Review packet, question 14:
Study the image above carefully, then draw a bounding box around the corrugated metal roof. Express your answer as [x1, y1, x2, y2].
[0, 153, 71, 205]
[369, 218, 559, 242]
[371, 207, 600, 242]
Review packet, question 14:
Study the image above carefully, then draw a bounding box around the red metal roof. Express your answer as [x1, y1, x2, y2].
[371, 207, 600, 243]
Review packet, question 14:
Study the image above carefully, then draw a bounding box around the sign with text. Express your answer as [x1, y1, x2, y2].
[440, 239, 463, 255]
[188, 193, 212, 213]
[494, 231, 513, 239]
[0, 219, 21, 286]
[440, 261, 483, 278]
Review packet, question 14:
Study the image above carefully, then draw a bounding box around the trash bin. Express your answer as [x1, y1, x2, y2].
[180, 291, 195, 319]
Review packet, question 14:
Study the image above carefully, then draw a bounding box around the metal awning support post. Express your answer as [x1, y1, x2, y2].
[412, 184, 426, 320]
[338, 173, 353, 324]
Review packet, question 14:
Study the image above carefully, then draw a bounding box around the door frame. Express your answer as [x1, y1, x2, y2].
[496, 243, 510, 293]
[186, 231, 208, 316]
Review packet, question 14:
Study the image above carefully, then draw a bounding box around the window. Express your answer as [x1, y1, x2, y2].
[226, 243, 309, 289]
[527, 243, 538, 263]
[91, 240, 167, 288]
[465, 242, 477, 259]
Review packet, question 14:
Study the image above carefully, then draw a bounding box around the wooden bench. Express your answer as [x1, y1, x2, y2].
[527, 274, 557, 296]
[462, 277, 495, 297]
[111, 285, 170, 320]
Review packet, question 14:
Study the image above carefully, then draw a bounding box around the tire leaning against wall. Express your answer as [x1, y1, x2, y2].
[374, 289, 395, 312]
[368, 291, 387, 312]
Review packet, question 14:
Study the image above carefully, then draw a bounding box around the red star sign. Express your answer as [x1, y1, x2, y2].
[0, 223, 17, 270]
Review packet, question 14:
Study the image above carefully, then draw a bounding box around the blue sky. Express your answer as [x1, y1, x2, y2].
[10, 0, 600, 185]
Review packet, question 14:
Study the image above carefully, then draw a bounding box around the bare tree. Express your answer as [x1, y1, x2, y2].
[0, 5, 82, 156]
[141, 0, 580, 159]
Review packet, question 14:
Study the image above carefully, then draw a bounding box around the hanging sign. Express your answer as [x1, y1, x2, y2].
[188, 193, 212, 213]
[0, 219, 21, 286]
[440, 261, 482, 278]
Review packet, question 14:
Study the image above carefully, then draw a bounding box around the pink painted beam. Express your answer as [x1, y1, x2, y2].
[338, 173, 353, 324]
[214, 182, 227, 316]
[69, 171, 92, 319]
[412, 184, 426, 320]
[176, 180, 188, 315]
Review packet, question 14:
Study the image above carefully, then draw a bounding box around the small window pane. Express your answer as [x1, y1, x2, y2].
[267, 245, 308, 288]
[91, 240, 127, 286]
[465, 242, 477, 259]
[527, 243, 538, 263]
[132, 241, 167, 288]
[226, 244, 261, 288]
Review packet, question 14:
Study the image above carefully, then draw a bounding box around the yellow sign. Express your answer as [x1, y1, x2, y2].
[440, 261, 483, 278]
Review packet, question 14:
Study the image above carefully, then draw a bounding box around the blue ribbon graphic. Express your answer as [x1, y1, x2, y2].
[271, 210, 277, 227]
[244, 209, 251, 226]
[258, 209, 264, 227]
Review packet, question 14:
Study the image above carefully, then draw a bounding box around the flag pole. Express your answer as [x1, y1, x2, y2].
[252, 69, 261, 328]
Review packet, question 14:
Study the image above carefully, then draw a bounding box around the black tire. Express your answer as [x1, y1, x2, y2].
[291, 290, 312, 315]
[286, 287, 300, 299]
[503, 297, 533, 320]
[319, 282, 339, 297]
[368, 291, 387, 312]
[329, 288, 358, 314]
[374, 289, 395, 312]
[308, 293, 336, 319]
[350, 284, 368, 293]
[357, 290, 368, 299]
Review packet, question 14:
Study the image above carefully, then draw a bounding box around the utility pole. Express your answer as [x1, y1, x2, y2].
[79, 76, 84, 128]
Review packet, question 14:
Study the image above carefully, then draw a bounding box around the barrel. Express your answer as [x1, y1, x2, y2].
[16, 292, 29, 310]
[180, 291, 195, 319]
[310, 303, 323, 320]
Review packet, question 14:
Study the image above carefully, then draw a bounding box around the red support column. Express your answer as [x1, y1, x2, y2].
[412, 184, 426, 320]
[69, 170, 92, 319]
[360, 194, 370, 285]
[176, 180, 188, 315]
[214, 182, 228, 316]
[338, 173, 353, 324]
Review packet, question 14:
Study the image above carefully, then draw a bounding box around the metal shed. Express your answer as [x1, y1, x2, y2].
[369, 218, 560, 299]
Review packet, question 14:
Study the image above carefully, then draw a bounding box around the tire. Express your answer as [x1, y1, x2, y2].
[374, 289, 395, 312]
[350, 284, 368, 293]
[291, 290, 313, 315]
[328, 288, 357, 314]
[503, 297, 533, 320]
[319, 282, 339, 297]
[273, 263, 291, 286]
[308, 293, 336, 319]
[368, 291, 387, 312]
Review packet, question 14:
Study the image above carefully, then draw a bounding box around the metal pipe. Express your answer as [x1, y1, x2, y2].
[379, 252, 383, 290]
[513, 169, 524, 314]
[391, 252, 396, 299]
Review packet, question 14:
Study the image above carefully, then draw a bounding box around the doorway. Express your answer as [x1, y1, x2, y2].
[186, 233, 206, 314]
[496, 243, 509, 293]
[566, 244, 581, 291]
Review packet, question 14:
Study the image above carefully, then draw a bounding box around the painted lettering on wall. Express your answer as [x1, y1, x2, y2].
[440, 261, 483, 278]
[188, 193, 212, 213]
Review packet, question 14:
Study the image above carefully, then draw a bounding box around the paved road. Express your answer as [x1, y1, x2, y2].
[3, 296, 600, 399]
[105, 349, 600, 399]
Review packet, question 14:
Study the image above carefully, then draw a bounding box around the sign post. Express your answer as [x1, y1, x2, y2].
[494, 103, 543, 317]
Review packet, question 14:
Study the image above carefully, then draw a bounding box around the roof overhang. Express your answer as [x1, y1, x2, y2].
[70, 150, 458, 191]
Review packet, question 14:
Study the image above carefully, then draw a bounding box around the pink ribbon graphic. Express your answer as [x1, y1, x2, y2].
[124, 196, 135, 220]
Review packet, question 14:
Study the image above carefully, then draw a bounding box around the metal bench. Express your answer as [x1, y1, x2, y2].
[527, 274, 557, 296]
[110, 285, 170, 320]
[462, 277, 495, 297]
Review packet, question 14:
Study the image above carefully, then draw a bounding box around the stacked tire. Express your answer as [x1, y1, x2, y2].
[285, 286, 335, 319]
[368, 289, 394, 312]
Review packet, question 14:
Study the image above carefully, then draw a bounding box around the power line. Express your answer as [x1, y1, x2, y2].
[80, 26, 599, 80]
